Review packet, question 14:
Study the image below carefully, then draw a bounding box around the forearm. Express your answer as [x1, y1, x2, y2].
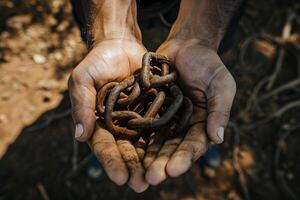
[81, 0, 142, 45]
[168, 0, 243, 51]
[92, 0, 142, 42]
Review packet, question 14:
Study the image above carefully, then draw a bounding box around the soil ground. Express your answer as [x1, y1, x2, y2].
[0, 0, 299, 200]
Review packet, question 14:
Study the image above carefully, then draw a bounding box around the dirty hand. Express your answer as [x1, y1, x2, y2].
[68, 39, 150, 192]
[142, 0, 239, 185]
[143, 39, 236, 185]
[68, 0, 150, 192]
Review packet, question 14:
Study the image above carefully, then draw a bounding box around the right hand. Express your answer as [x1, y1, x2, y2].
[68, 39, 149, 192]
[143, 39, 236, 185]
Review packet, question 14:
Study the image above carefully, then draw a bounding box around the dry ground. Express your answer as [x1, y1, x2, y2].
[0, 0, 299, 200]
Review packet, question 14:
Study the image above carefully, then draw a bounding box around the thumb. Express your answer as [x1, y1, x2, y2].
[206, 67, 236, 144]
[156, 40, 182, 62]
[68, 68, 97, 142]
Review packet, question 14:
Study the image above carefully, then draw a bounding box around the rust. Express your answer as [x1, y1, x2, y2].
[144, 91, 166, 118]
[96, 52, 193, 140]
[127, 84, 183, 129]
[104, 76, 139, 138]
[96, 82, 118, 114]
[111, 111, 142, 120]
[141, 52, 171, 89]
[149, 71, 177, 88]
[117, 81, 141, 106]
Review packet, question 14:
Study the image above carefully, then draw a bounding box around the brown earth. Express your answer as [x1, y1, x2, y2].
[0, 0, 299, 200]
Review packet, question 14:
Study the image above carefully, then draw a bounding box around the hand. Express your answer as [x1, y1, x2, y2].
[143, 39, 236, 185]
[68, 39, 149, 192]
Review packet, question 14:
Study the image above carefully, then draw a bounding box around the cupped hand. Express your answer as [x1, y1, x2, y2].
[143, 39, 236, 185]
[68, 39, 149, 192]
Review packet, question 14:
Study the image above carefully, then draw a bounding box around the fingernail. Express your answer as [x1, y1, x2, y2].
[75, 123, 84, 138]
[217, 127, 224, 142]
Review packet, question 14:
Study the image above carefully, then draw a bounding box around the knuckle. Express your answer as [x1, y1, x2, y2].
[93, 143, 116, 162]
[193, 142, 208, 161]
[103, 156, 118, 168]
[164, 139, 181, 148]
[117, 141, 139, 166]
[208, 110, 231, 119]
[124, 154, 139, 168]
[117, 139, 131, 146]
[178, 143, 194, 154]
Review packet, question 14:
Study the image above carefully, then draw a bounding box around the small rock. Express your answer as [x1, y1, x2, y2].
[204, 166, 216, 178]
[33, 54, 47, 64]
[53, 52, 63, 61]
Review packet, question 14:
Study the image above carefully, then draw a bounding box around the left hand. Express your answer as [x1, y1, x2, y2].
[143, 39, 236, 185]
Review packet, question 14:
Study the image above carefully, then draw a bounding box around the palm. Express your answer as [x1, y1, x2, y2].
[73, 40, 146, 88]
[143, 39, 236, 185]
[68, 39, 149, 192]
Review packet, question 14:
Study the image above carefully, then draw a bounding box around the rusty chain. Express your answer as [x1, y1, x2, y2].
[96, 52, 193, 140]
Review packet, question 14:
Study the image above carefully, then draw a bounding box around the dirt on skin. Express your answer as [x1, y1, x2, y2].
[0, 0, 299, 200]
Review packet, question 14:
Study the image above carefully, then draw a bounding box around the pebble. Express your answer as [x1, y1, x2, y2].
[204, 166, 216, 178]
[32, 54, 47, 64]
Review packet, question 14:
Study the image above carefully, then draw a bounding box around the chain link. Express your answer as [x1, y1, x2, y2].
[96, 52, 193, 139]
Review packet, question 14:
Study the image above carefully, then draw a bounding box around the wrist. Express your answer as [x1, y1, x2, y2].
[166, 0, 241, 51]
[90, 0, 142, 45]
[158, 38, 218, 64]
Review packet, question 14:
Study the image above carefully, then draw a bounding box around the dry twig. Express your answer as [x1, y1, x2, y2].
[245, 76, 270, 111]
[37, 183, 50, 200]
[247, 99, 300, 130]
[258, 78, 300, 102]
[229, 122, 250, 200]
[266, 12, 295, 89]
[239, 34, 258, 68]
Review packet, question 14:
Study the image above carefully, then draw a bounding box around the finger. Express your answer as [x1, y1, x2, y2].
[143, 127, 169, 169]
[91, 123, 128, 185]
[206, 67, 236, 144]
[135, 136, 147, 160]
[68, 68, 97, 142]
[166, 123, 208, 177]
[145, 135, 183, 185]
[117, 139, 149, 193]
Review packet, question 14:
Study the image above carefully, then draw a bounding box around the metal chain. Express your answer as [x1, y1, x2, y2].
[96, 52, 193, 139]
